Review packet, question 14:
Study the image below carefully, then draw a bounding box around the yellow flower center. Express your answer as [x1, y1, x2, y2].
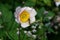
[19, 10, 30, 23]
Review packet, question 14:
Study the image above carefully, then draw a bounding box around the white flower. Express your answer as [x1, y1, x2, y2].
[54, 0, 60, 7]
[14, 6, 37, 28]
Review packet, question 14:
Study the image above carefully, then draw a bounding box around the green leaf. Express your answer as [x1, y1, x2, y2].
[44, 11, 55, 22]
[0, 28, 5, 37]
[37, 23, 47, 40]
[36, 7, 45, 20]
[48, 28, 54, 33]
[24, 0, 36, 7]
[10, 21, 19, 31]
[0, 4, 16, 31]
[0, 18, 2, 24]
[19, 29, 29, 40]
[43, 0, 52, 6]
[41, 35, 47, 40]
[6, 30, 18, 40]
[6, 21, 19, 40]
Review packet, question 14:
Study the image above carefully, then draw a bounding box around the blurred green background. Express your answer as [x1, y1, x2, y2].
[0, 0, 60, 40]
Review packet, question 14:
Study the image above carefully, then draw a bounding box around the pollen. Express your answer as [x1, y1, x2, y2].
[20, 10, 30, 23]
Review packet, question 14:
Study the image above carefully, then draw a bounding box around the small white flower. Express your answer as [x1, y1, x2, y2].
[14, 6, 37, 28]
[20, 28, 22, 30]
[54, 0, 60, 7]
[35, 23, 38, 26]
[38, 24, 42, 29]
[56, 16, 60, 22]
[32, 29, 36, 33]
[58, 23, 60, 26]
[27, 31, 32, 36]
[48, 17, 52, 20]
[24, 31, 27, 33]
[17, 31, 19, 35]
[31, 26, 36, 29]
[27, 31, 32, 35]
[44, 11, 48, 14]
[0, 24, 4, 28]
[17, 28, 19, 30]
[32, 35, 36, 39]
[54, 26, 58, 30]
[39, 26, 42, 29]
[22, 1, 25, 4]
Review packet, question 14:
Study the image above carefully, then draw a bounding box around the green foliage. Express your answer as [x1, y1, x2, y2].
[43, 0, 52, 6]
[24, 0, 36, 7]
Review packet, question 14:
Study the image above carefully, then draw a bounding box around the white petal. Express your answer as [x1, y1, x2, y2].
[55, 2, 60, 7]
[14, 7, 26, 23]
[15, 18, 20, 23]
[16, 6, 21, 12]
[18, 7, 27, 16]
[30, 17, 36, 23]
[14, 6, 21, 19]
[15, 6, 22, 18]
[21, 21, 30, 28]
[25, 7, 37, 17]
